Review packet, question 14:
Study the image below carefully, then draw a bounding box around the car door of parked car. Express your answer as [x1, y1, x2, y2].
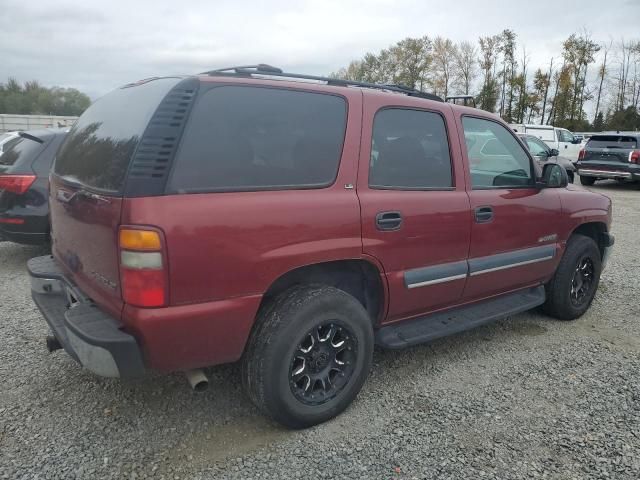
[358, 96, 471, 323]
[557, 128, 581, 160]
[459, 115, 563, 301]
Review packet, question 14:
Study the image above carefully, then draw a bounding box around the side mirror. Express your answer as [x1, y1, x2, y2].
[549, 148, 559, 157]
[571, 138, 582, 144]
[540, 163, 568, 188]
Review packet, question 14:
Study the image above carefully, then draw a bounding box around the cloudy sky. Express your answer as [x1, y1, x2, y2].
[1, 0, 639, 99]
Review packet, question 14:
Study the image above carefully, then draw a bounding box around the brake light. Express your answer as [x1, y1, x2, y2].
[119, 227, 167, 307]
[629, 150, 640, 164]
[0, 175, 36, 194]
[578, 149, 586, 160]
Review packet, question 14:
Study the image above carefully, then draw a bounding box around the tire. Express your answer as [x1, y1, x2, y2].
[579, 175, 596, 186]
[543, 234, 602, 320]
[242, 285, 374, 429]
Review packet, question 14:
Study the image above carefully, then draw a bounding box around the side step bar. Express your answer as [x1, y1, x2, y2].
[376, 286, 545, 349]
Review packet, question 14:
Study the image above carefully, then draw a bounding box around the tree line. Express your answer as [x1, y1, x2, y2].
[332, 31, 640, 132]
[0, 78, 91, 117]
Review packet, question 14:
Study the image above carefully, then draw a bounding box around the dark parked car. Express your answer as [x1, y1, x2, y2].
[518, 133, 576, 183]
[28, 66, 613, 429]
[0, 129, 67, 244]
[576, 134, 640, 186]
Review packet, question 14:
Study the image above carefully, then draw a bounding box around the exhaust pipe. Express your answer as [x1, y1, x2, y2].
[185, 369, 209, 392]
[46, 335, 62, 353]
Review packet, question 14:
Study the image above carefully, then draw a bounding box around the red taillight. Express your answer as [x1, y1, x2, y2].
[119, 227, 167, 308]
[578, 149, 586, 160]
[0, 217, 25, 225]
[0, 175, 36, 194]
[629, 150, 640, 164]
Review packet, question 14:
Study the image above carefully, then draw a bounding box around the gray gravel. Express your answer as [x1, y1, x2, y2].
[1, 181, 639, 480]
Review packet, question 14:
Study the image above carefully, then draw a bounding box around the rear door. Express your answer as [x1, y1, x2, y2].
[358, 97, 471, 323]
[460, 115, 562, 301]
[50, 77, 182, 318]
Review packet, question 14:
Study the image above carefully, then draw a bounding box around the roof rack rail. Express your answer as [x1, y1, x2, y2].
[200, 64, 444, 102]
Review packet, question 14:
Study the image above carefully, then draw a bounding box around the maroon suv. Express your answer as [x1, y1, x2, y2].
[29, 65, 614, 428]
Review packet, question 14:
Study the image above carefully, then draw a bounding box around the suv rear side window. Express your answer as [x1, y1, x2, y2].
[463, 117, 533, 189]
[54, 77, 181, 192]
[369, 108, 452, 189]
[168, 86, 347, 193]
[587, 136, 638, 148]
[0, 135, 45, 174]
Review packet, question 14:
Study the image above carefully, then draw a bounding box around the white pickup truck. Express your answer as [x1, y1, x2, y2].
[510, 124, 582, 160]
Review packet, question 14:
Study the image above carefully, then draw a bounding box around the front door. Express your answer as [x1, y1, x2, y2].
[358, 99, 471, 323]
[459, 116, 563, 301]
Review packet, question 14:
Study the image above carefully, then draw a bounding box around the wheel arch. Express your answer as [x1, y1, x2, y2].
[570, 221, 608, 258]
[258, 259, 387, 326]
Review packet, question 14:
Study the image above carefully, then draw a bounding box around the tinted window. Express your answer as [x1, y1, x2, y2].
[54, 78, 181, 192]
[463, 117, 532, 188]
[0, 135, 45, 174]
[369, 109, 452, 189]
[169, 86, 347, 193]
[587, 135, 638, 149]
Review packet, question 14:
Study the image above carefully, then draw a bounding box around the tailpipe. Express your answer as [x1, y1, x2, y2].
[185, 369, 209, 392]
[46, 335, 62, 353]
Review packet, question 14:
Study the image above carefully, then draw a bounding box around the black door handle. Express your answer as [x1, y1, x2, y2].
[376, 211, 402, 231]
[475, 206, 494, 223]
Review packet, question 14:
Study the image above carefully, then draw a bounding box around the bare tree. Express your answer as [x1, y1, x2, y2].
[540, 58, 553, 124]
[593, 41, 611, 123]
[429, 37, 457, 98]
[452, 40, 477, 95]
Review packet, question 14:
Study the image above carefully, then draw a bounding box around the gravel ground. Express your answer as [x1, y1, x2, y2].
[1, 181, 639, 480]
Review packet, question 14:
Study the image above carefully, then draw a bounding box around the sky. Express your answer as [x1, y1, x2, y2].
[1, 0, 640, 101]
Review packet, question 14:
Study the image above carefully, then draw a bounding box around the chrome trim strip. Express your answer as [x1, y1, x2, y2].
[469, 255, 555, 276]
[407, 273, 468, 289]
[578, 169, 632, 179]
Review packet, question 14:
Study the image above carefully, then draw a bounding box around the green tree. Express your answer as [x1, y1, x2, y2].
[0, 78, 91, 116]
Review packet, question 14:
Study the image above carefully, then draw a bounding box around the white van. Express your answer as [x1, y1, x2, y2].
[510, 124, 582, 160]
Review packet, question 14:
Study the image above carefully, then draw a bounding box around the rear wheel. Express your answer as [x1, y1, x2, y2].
[242, 285, 374, 428]
[543, 234, 602, 320]
[579, 175, 596, 186]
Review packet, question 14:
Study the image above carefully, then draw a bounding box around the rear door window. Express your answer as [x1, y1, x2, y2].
[54, 77, 181, 192]
[168, 86, 347, 193]
[369, 108, 453, 189]
[587, 136, 638, 148]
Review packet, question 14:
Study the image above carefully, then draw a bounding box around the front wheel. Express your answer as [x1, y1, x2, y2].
[543, 234, 602, 320]
[579, 175, 596, 186]
[242, 285, 374, 429]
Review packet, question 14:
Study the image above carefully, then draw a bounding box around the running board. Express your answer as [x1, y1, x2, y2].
[376, 286, 545, 349]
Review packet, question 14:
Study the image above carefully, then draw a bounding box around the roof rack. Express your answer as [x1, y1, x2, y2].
[200, 64, 444, 102]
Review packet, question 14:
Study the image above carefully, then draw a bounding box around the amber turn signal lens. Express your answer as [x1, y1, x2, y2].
[119, 229, 162, 251]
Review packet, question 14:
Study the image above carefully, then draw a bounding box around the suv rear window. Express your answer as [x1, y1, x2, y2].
[587, 136, 638, 149]
[54, 78, 181, 192]
[0, 135, 45, 174]
[168, 86, 347, 193]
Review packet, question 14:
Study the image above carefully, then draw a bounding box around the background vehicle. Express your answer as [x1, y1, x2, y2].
[0, 129, 67, 244]
[510, 124, 582, 160]
[29, 66, 613, 429]
[575, 133, 640, 186]
[518, 133, 576, 182]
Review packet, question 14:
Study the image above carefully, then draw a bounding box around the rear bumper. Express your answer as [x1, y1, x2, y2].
[28, 255, 145, 378]
[576, 164, 640, 181]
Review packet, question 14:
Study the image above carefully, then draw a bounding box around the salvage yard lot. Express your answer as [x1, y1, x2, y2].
[1, 182, 639, 480]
